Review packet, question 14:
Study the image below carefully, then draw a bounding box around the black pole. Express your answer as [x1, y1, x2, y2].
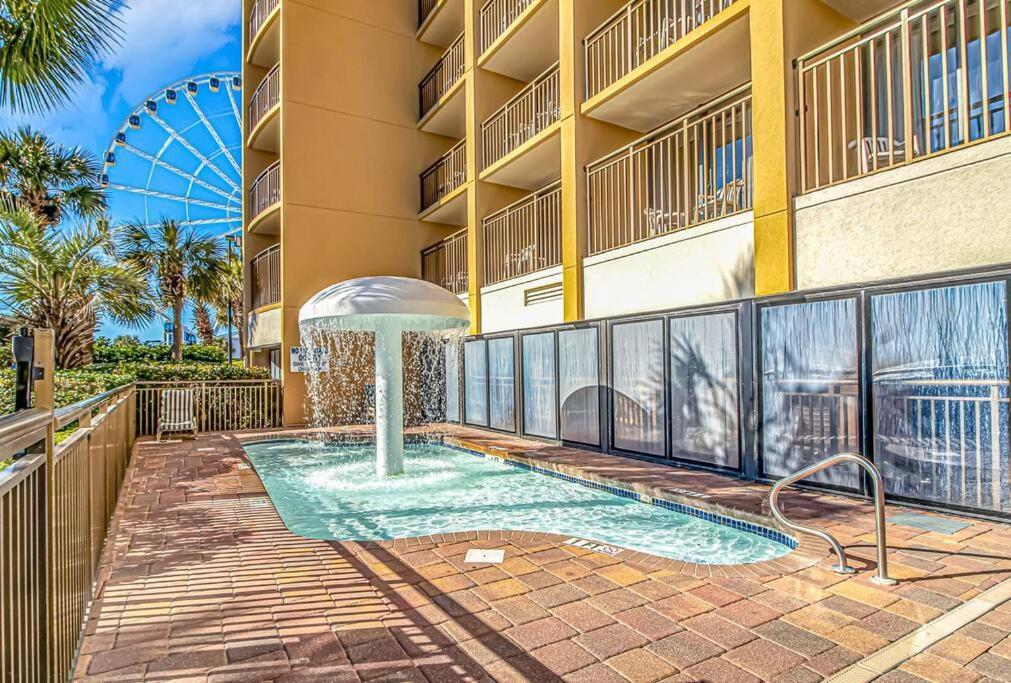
[12, 327, 34, 411]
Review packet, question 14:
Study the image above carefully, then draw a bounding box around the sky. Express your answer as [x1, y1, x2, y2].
[0, 0, 243, 341]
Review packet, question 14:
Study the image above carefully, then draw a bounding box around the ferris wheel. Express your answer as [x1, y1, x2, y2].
[101, 72, 243, 233]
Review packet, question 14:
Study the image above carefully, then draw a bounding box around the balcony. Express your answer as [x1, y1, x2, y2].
[248, 0, 280, 67]
[478, 0, 558, 81]
[586, 86, 752, 256]
[419, 32, 466, 134]
[422, 229, 469, 295]
[582, 0, 748, 132]
[248, 161, 280, 234]
[251, 244, 280, 310]
[248, 65, 280, 152]
[480, 63, 561, 189]
[418, 0, 464, 47]
[420, 139, 467, 224]
[484, 182, 561, 286]
[798, 0, 1011, 193]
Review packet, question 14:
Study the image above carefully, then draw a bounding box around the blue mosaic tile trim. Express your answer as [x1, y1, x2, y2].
[443, 442, 797, 550]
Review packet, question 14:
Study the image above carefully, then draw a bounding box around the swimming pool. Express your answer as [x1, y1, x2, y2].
[243, 440, 793, 565]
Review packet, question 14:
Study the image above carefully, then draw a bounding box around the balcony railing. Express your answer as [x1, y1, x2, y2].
[421, 139, 467, 211]
[798, 0, 1011, 193]
[422, 229, 469, 294]
[249, 161, 280, 221]
[482, 63, 560, 168]
[584, 0, 737, 99]
[480, 0, 535, 53]
[484, 181, 561, 285]
[419, 0, 439, 27]
[250, 0, 279, 45]
[251, 244, 280, 309]
[248, 64, 280, 133]
[586, 85, 752, 256]
[419, 32, 466, 118]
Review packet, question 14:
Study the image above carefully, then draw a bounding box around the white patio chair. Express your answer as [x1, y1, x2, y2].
[853, 135, 921, 173]
[157, 388, 197, 441]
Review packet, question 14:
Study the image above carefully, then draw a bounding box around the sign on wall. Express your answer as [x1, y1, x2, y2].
[289, 346, 331, 373]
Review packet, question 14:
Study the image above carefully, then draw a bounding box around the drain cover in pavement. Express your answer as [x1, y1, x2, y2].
[888, 512, 970, 535]
[464, 549, 504, 564]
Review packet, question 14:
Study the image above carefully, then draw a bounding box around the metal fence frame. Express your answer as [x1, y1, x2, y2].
[249, 0, 279, 45]
[251, 244, 281, 310]
[458, 263, 1011, 520]
[479, 0, 535, 54]
[481, 63, 561, 168]
[419, 32, 466, 119]
[249, 161, 280, 221]
[420, 139, 467, 211]
[249, 64, 280, 133]
[422, 228, 470, 295]
[135, 381, 282, 436]
[483, 181, 562, 285]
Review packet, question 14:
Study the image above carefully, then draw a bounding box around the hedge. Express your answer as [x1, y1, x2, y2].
[93, 337, 226, 364]
[0, 368, 133, 416]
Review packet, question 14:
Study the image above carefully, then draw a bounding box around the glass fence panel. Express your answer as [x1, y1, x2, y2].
[559, 328, 600, 445]
[872, 281, 1010, 512]
[760, 299, 861, 488]
[670, 312, 740, 468]
[612, 319, 665, 456]
[522, 333, 558, 438]
[445, 343, 460, 423]
[489, 337, 516, 431]
[465, 340, 489, 426]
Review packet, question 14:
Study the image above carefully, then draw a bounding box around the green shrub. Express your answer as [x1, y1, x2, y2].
[86, 362, 270, 382]
[93, 337, 226, 364]
[0, 368, 133, 416]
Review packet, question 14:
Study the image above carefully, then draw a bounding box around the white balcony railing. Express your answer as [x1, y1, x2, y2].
[251, 244, 280, 310]
[419, 32, 466, 118]
[421, 139, 467, 211]
[481, 63, 560, 168]
[798, 0, 1011, 192]
[422, 229, 469, 294]
[586, 86, 752, 255]
[250, 0, 279, 45]
[484, 182, 561, 285]
[248, 64, 279, 133]
[249, 161, 280, 221]
[479, 0, 535, 53]
[584, 0, 737, 99]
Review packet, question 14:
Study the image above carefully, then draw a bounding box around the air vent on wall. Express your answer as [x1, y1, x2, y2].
[524, 282, 563, 306]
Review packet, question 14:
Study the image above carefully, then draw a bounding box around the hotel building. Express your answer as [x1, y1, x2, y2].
[242, 0, 1011, 517]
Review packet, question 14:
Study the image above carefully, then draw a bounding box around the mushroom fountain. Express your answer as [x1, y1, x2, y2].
[298, 276, 470, 477]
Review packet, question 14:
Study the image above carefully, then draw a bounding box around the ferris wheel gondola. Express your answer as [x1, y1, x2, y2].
[102, 72, 243, 233]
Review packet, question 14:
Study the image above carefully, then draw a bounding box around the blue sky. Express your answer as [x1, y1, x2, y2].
[0, 0, 243, 341]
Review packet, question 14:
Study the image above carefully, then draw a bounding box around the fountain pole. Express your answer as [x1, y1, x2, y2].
[373, 322, 405, 476]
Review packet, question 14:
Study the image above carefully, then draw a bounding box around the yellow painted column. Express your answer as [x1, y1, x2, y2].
[559, 0, 582, 322]
[749, 0, 794, 296]
[464, 0, 482, 335]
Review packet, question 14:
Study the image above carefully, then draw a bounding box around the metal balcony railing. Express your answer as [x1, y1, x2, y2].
[484, 182, 561, 285]
[251, 244, 280, 309]
[248, 64, 280, 133]
[584, 0, 737, 99]
[422, 229, 469, 294]
[586, 85, 752, 256]
[798, 0, 1011, 193]
[482, 63, 560, 168]
[250, 0, 279, 44]
[419, 32, 466, 118]
[420, 139, 467, 211]
[479, 0, 535, 53]
[419, 0, 439, 27]
[249, 161, 280, 221]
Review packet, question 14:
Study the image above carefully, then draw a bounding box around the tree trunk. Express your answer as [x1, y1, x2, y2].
[172, 295, 184, 361]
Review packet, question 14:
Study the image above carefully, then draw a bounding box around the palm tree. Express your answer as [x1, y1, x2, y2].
[0, 209, 155, 368]
[0, 127, 105, 230]
[194, 303, 216, 346]
[120, 220, 225, 361]
[0, 0, 122, 113]
[204, 256, 244, 359]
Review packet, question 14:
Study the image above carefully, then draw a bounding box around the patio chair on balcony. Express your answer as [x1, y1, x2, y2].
[643, 206, 685, 236]
[852, 135, 921, 174]
[156, 388, 197, 441]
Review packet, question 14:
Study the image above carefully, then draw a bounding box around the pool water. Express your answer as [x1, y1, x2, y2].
[243, 441, 792, 565]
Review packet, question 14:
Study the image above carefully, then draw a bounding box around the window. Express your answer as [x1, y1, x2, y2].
[464, 340, 488, 426]
[488, 337, 516, 431]
[612, 319, 665, 456]
[445, 343, 460, 423]
[522, 333, 557, 438]
[559, 328, 600, 445]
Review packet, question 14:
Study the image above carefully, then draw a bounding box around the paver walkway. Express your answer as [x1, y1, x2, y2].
[76, 430, 1011, 681]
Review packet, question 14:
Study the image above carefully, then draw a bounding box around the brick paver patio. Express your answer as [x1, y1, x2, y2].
[75, 429, 1011, 681]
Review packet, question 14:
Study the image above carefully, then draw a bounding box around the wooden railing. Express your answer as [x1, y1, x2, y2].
[422, 229, 469, 294]
[798, 0, 1011, 192]
[421, 139, 467, 211]
[586, 86, 752, 255]
[419, 32, 466, 118]
[248, 64, 280, 133]
[250, 0, 279, 44]
[135, 381, 282, 436]
[419, 0, 439, 27]
[0, 378, 135, 682]
[484, 182, 561, 285]
[584, 0, 737, 98]
[482, 63, 560, 168]
[480, 0, 535, 53]
[249, 161, 280, 220]
[251, 244, 280, 309]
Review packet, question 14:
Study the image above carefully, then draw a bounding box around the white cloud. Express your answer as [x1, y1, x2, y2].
[102, 0, 240, 105]
[0, 75, 113, 153]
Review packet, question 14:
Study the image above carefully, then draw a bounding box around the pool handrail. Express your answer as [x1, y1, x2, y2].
[769, 452, 896, 586]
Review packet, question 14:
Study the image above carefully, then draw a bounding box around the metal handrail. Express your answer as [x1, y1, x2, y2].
[769, 452, 896, 586]
[54, 383, 133, 430]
